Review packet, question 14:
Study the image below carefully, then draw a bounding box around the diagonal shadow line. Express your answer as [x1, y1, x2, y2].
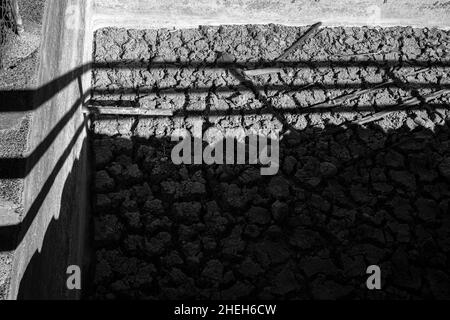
[0, 118, 88, 252]
[0, 90, 91, 179]
[225, 61, 304, 135]
[86, 103, 450, 122]
[165, 103, 449, 118]
[88, 82, 450, 99]
[1, 58, 449, 112]
[0, 63, 91, 112]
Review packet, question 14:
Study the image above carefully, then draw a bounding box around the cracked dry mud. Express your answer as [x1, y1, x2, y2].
[89, 25, 450, 300]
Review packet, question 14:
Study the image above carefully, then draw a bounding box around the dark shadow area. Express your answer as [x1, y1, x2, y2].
[89, 117, 450, 300]
[0, 118, 89, 251]
[17, 137, 91, 299]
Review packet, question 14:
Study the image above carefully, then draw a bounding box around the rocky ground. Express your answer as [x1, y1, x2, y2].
[89, 25, 450, 300]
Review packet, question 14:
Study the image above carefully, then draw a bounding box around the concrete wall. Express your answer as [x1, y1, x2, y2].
[0, 0, 94, 299]
[93, 0, 450, 30]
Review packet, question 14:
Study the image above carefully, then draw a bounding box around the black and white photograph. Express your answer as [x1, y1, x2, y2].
[0, 0, 449, 312]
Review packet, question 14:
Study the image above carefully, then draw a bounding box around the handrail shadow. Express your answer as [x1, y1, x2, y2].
[0, 57, 449, 254]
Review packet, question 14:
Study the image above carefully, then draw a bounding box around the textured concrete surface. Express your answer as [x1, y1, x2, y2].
[0, 0, 94, 300]
[89, 26, 450, 300]
[93, 0, 450, 30]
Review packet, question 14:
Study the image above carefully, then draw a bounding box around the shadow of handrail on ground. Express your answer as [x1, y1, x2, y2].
[0, 57, 449, 253]
[1, 59, 449, 112]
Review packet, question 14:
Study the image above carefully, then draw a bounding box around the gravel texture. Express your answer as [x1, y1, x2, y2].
[0, 0, 43, 88]
[90, 25, 450, 300]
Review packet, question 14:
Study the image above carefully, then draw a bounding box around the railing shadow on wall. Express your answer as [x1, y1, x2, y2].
[0, 58, 449, 253]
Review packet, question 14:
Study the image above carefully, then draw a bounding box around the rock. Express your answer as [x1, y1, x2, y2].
[300, 257, 339, 277]
[124, 212, 142, 229]
[356, 224, 385, 244]
[389, 196, 413, 222]
[123, 235, 144, 253]
[272, 267, 299, 295]
[385, 150, 405, 168]
[204, 201, 229, 235]
[95, 170, 115, 193]
[290, 227, 321, 250]
[389, 170, 416, 190]
[221, 282, 254, 300]
[201, 260, 224, 282]
[310, 194, 331, 212]
[189, 181, 207, 196]
[244, 224, 261, 238]
[271, 201, 289, 222]
[341, 254, 366, 278]
[140, 96, 158, 109]
[238, 258, 263, 278]
[373, 182, 394, 194]
[202, 237, 217, 252]
[402, 36, 421, 59]
[182, 241, 201, 261]
[144, 199, 165, 215]
[391, 253, 422, 290]
[426, 269, 450, 299]
[349, 244, 387, 265]
[136, 145, 156, 161]
[135, 264, 154, 287]
[95, 194, 111, 212]
[239, 167, 262, 184]
[114, 138, 133, 155]
[161, 251, 184, 267]
[438, 157, 450, 181]
[121, 199, 138, 212]
[145, 232, 172, 256]
[123, 164, 144, 184]
[396, 224, 411, 243]
[132, 183, 152, 204]
[253, 241, 291, 266]
[94, 258, 112, 284]
[283, 156, 298, 175]
[95, 146, 113, 168]
[267, 176, 290, 200]
[311, 277, 353, 300]
[266, 225, 284, 239]
[415, 198, 439, 222]
[107, 163, 123, 179]
[350, 184, 371, 203]
[161, 180, 206, 199]
[320, 162, 338, 178]
[222, 227, 246, 259]
[146, 217, 172, 234]
[246, 206, 271, 225]
[221, 184, 251, 210]
[95, 215, 123, 246]
[173, 202, 202, 225]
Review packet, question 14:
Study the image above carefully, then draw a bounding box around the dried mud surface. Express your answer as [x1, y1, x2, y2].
[90, 25, 450, 300]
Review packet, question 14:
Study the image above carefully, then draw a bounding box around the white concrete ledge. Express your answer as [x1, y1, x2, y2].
[93, 0, 450, 30]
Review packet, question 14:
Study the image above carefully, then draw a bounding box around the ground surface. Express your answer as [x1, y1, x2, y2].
[0, 0, 44, 89]
[90, 25, 450, 300]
